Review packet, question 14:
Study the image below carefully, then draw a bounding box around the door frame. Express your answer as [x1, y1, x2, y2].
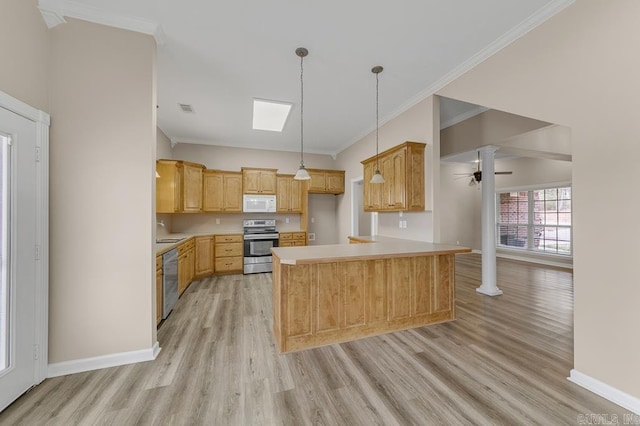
[0, 91, 49, 384]
[350, 176, 377, 237]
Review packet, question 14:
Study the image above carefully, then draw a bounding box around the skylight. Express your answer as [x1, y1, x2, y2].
[252, 99, 292, 132]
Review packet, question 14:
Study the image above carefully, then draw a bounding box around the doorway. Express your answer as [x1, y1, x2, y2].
[350, 177, 374, 237]
[0, 93, 49, 411]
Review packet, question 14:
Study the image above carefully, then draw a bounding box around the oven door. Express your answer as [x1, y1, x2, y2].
[243, 234, 279, 274]
[244, 237, 278, 257]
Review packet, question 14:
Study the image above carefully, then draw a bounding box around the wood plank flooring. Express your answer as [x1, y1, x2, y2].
[0, 254, 630, 425]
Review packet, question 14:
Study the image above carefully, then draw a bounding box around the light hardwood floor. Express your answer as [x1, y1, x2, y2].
[0, 254, 629, 425]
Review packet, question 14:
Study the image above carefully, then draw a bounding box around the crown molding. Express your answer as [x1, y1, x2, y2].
[38, 0, 165, 44]
[334, 0, 576, 157]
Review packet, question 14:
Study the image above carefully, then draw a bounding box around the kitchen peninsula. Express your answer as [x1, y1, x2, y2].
[271, 237, 471, 353]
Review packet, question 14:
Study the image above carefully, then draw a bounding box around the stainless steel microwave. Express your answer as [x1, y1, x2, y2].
[243, 194, 276, 213]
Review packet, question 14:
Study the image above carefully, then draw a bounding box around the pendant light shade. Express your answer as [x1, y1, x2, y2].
[294, 47, 311, 180]
[294, 165, 310, 180]
[370, 65, 385, 184]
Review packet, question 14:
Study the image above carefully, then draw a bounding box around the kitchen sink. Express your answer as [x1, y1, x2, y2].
[156, 238, 184, 244]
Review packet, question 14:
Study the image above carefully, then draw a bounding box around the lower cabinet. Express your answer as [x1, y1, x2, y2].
[214, 234, 243, 274]
[279, 231, 307, 247]
[195, 235, 214, 278]
[156, 255, 163, 326]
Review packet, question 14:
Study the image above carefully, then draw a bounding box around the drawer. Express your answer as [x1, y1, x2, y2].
[215, 256, 243, 272]
[293, 240, 306, 246]
[177, 238, 195, 254]
[215, 234, 242, 243]
[292, 232, 306, 241]
[215, 242, 243, 257]
[279, 241, 293, 247]
[279, 233, 292, 240]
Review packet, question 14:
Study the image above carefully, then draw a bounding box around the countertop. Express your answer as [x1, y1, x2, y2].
[271, 236, 471, 265]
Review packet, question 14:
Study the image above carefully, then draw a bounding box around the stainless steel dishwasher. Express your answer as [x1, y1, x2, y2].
[162, 248, 178, 319]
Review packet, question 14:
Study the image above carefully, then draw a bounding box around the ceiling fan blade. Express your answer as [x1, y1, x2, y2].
[495, 171, 513, 175]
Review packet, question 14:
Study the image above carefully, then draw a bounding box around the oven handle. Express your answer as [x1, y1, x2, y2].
[243, 233, 279, 240]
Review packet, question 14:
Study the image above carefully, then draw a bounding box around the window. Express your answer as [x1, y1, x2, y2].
[497, 186, 572, 256]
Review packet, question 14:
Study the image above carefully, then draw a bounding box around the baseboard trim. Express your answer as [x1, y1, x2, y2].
[568, 370, 640, 415]
[47, 344, 160, 378]
[497, 252, 573, 269]
[470, 249, 573, 269]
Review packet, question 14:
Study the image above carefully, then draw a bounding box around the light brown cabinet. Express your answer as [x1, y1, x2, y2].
[195, 235, 214, 278]
[276, 174, 303, 213]
[361, 141, 425, 212]
[156, 160, 205, 213]
[202, 170, 242, 213]
[214, 234, 243, 273]
[178, 238, 195, 295]
[307, 169, 345, 194]
[242, 167, 277, 194]
[156, 255, 163, 325]
[279, 231, 306, 247]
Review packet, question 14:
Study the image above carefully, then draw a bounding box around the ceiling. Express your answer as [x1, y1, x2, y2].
[39, 0, 573, 156]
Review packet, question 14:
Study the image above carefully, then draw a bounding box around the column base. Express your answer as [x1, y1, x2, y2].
[476, 286, 503, 296]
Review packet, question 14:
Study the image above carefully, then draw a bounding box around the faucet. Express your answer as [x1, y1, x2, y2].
[157, 220, 165, 227]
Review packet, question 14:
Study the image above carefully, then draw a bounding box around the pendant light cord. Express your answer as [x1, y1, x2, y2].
[375, 71, 380, 172]
[300, 53, 304, 166]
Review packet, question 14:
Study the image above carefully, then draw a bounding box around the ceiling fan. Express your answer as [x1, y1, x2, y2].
[455, 151, 512, 186]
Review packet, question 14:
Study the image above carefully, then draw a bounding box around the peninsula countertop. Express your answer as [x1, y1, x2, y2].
[271, 237, 471, 265]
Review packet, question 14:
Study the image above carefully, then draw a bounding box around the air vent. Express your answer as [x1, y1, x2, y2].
[178, 103, 194, 113]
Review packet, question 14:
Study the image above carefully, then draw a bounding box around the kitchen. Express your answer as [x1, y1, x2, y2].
[154, 131, 347, 323]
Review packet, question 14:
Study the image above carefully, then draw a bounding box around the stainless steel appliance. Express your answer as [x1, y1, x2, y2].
[243, 194, 276, 213]
[162, 248, 178, 319]
[243, 219, 278, 274]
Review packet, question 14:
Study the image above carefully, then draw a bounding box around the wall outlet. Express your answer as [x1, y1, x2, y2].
[399, 211, 403, 217]
[311, 217, 315, 223]
[215, 218, 220, 225]
[285, 217, 290, 224]
[308, 233, 316, 241]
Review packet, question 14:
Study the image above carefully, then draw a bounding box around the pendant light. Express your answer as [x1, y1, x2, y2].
[294, 47, 311, 180]
[370, 66, 385, 184]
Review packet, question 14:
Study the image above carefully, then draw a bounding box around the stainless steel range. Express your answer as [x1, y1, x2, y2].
[243, 219, 278, 274]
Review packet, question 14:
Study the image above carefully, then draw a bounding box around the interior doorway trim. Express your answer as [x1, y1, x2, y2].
[350, 177, 362, 237]
[0, 91, 50, 383]
[350, 176, 377, 237]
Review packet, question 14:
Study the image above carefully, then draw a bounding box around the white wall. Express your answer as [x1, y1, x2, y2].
[157, 128, 173, 160]
[307, 195, 338, 245]
[439, 162, 481, 248]
[438, 0, 640, 400]
[49, 18, 157, 362]
[171, 143, 335, 174]
[0, 0, 50, 112]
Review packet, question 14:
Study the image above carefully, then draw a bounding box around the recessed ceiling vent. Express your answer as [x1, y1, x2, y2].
[178, 103, 194, 113]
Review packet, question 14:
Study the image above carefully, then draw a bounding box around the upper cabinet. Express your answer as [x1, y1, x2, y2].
[307, 169, 345, 194]
[276, 174, 303, 213]
[361, 141, 425, 212]
[242, 167, 277, 194]
[156, 160, 205, 213]
[202, 170, 242, 213]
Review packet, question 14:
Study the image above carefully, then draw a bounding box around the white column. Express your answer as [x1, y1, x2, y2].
[476, 145, 503, 296]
